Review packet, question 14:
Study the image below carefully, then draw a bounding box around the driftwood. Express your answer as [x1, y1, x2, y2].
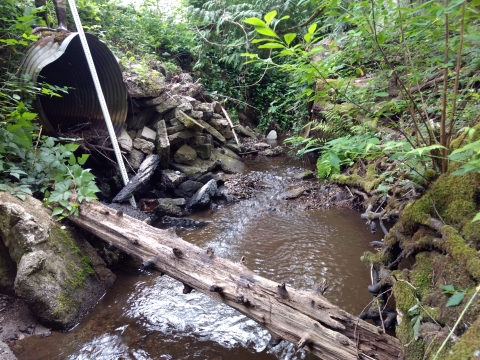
[112, 154, 159, 203]
[70, 201, 402, 360]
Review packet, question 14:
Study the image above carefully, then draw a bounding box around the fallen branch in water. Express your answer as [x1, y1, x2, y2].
[69, 200, 402, 360]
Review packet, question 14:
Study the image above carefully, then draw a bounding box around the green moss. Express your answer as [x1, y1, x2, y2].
[393, 274, 418, 314]
[331, 163, 385, 193]
[411, 252, 434, 299]
[442, 313, 480, 360]
[360, 250, 390, 267]
[396, 319, 425, 360]
[49, 226, 95, 290]
[442, 225, 480, 281]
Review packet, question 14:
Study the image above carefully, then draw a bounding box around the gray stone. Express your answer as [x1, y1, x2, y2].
[196, 119, 226, 144]
[133, 138, 155, 154]
[168, 83, 182, 95]
[139, 126, 156, 143]
[158, 198, 186, 206]
[190, 110, 203, 119]
[169, 117, 181, 126]
[123, 64, 165, 98]
[283, 186, 306, 199]
[161, 169, 186, 188]
[168, 130, 196, 145]
[166, 124, 186, 135]
[215, 150, 245, 174]
[266, 130, 278, 140]
[212, 101, 223, 114]
[155, 202, 182, 217]
[225, 143, 242, 154]
[187, 179, 218, 211]
[191, 133, 213, 146]
[175, 109, 205, 132]
[117, 128, 133, 153]
[194, 102, 214, 112]
[177, 100, 193, 112]
[212, 113, 223, 119]
[170, 156, 218, 180]
[179, 73, 193, 83]
[174, 144, 197, 165]
[259, 146, 286, 156]
[254, 142, 271, 150]
[236, 124, 257, 138]
[184, 83, 204, 98]
[156, 120, 170, 169]
[220, 146, 241, 160]
[209, 118, 234, 140]
[156, 95, 182, 114]
[212, 172, 226, 184]
[127, 129, 137, 139]
[0, 192, 115, 330]
[126, 148, 145, 171]
[0, 340, 17, 360]
[194, 143, 212, 160]
[145, 92, 168, 106]
[174, 180, 204, 198]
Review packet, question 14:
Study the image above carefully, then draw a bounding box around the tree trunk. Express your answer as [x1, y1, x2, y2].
[70, 201, 402, 360]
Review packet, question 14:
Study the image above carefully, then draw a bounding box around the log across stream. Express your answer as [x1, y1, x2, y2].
[11, 159, 401, 359]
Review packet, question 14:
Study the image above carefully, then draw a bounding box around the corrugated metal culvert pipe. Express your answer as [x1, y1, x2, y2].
[20, 32, 127, 136]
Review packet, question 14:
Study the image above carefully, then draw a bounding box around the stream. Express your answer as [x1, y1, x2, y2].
[12, 156, 385, 360]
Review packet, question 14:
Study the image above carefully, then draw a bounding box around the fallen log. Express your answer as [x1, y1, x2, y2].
[70, 200, 402, 360]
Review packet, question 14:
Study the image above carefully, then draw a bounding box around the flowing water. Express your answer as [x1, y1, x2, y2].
[12, 156, 386, 360]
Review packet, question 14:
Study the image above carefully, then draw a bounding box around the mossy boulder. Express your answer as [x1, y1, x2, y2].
[123, 63, 166, 98]
[331, 163, 385, 193]
[0, 191, 115, 330]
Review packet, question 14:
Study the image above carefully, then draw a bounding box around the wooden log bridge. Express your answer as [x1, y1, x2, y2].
[70, 201, 401, 360]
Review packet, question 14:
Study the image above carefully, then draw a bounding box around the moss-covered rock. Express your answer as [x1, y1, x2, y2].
[331, 163, 385, 193]
[0, 191, 116, 330]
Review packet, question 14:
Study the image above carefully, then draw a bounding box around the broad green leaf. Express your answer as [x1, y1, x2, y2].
[375, 92, 390, 97]
[255, 26, 279, 38]
[264, 10, 277, 25]
[304, 33, 313, 42]
[440, 284, 455, 293]
[241, 53, 258, 58]
[279, 15, 290, 20]
[308, 24, 317, 34]
[283, 33, 296, 46]
[472, 212, 480, 222]
[68, 154, 76, 166]
[77, 154, 89, 165]
[244, 17, 266, 27]
[252, 38, 276, 44]
[446, 292, 465, 307]
[51, 207, 64, 216]
[259, 43, 285, 49]
[377, 32, 386, 45]
[412, 315, 422, 340]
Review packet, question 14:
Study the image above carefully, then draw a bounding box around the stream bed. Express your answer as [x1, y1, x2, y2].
[12, 156, 385, 360]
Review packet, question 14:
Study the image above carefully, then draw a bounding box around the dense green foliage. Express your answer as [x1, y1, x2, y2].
[0, 0, 98, 216]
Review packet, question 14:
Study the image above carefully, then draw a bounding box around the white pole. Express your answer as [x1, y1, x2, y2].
[67, 0, 136, 208]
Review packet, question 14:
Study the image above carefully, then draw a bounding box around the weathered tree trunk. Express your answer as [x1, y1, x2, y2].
[70, 201, 402, 360]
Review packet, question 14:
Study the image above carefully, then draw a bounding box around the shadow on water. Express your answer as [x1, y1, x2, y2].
[12, 156, 386, 360]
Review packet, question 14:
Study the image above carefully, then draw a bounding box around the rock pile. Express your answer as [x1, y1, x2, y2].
[109, 65, 268, 219]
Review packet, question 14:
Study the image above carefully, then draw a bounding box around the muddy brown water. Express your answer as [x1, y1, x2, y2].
[11, 156, 386, 360]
